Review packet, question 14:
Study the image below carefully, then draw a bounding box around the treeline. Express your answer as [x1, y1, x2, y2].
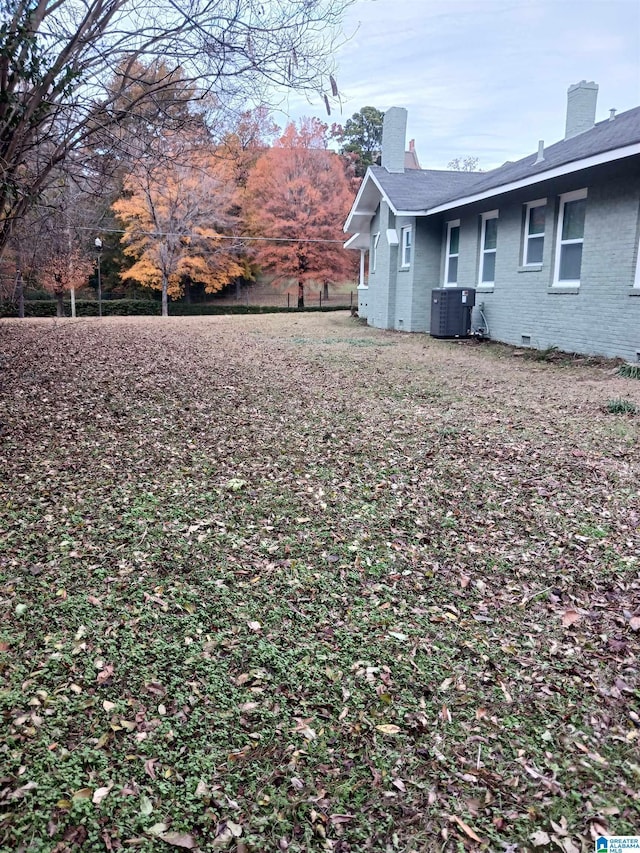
[0, 0, 378, 316]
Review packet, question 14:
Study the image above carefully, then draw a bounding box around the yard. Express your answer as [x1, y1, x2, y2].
[1, 313, 639, 853]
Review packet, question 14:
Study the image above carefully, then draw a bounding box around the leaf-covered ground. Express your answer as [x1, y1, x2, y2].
[1, 314, 639, 853]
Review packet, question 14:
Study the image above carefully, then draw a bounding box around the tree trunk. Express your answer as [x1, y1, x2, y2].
[235, 278, 241, 301]
[15, 266, 24, 318]
[323, 281, 329, 300]
[297, 280, 304, 309]
[56, 292, 64, 317]
[184, 280, 191, 304]
[162, 274, 169, 317]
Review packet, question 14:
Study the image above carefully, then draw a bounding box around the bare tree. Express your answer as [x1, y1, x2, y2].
[447, 156, 482, 172]
[0, 0, 351, 258]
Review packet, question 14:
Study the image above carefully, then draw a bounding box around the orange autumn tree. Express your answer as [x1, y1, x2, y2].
[113, 139, 243, 315]
[40, 245, 93, 318]
[244, 118, 356, 307]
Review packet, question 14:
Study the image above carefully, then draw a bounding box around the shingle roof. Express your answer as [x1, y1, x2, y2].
[369, 105, 640, 214]
[440, 104, 640, 203]
[370, 166, 485, 211]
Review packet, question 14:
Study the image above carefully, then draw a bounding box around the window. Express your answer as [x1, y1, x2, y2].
[524, 200, 546, 265]
[444, 220, 460, 285]
[554, 189, 587, 285]
[479, 211, 498, 286]
[401, 227, 412, 268]
[371, 232, 380, 273]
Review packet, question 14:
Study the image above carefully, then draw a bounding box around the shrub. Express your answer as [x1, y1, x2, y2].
[605, 398, 638, 415]
[617, 363, 640, 380]
[0, 300, 351, 318]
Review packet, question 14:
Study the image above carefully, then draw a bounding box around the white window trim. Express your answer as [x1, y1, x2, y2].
[371, 232, 380, 273]
[553, 188, 587, 286]
[523, 199, 546, 266]
[401, 226, 412, 268]
[478, 210, 499, 287]
[444, 219, 460, 286]
[634, 234, 640, 288]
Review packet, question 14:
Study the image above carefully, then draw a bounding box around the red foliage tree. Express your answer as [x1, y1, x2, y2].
[244, 118, 357, 307]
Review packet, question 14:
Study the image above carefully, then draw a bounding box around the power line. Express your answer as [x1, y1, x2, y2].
[73, 225, 345, 244]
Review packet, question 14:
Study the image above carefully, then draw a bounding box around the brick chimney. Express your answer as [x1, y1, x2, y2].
[565, 80, 599, 139]
[381, 107, 407, 173]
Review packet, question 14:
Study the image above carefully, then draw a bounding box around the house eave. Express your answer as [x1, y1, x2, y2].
[425, 143, 640, 215]
[344, 168, 395, 233]
[343, 233, 369, 250]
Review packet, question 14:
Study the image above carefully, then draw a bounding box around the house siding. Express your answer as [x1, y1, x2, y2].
[394, 216, 414, 332]
[460, 169, 640, 360]
[362, 161, 640, 360]
[367, 202, 398, 329]
[406, 219, 443, 332]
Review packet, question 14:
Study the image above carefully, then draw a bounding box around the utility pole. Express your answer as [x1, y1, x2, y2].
[95, 237, 102, 318]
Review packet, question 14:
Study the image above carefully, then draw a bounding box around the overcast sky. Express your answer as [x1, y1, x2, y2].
[279, 0, 640, 171]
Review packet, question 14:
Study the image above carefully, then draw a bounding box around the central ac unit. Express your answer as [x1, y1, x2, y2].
[430, 288, 476, 338]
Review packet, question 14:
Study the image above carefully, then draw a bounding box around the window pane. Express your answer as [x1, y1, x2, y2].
[528, 205, 545, 235]
[484, 217, 498, 250]
[404, 246, 411, 266]
[449, 225, 459, 255]
[526, 235, 544, 264]
[559, 242, 582, 280]
[481, 251, 496, 283]
[447, 256, 458, 283]
[562, 198, 586, 240]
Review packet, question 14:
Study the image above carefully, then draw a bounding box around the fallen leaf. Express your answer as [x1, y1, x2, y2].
[195, 780, 210, 798]
[449, 814, 482, 843]
[144, 758, 158, 779]
[72, 788, 93, 801]
[555, 836, 580, 853]
[227, 821, 242, 838]
[92, 783, 113, 805]
[139, 794, 153, 816]
[561, 609, 582, 628]
[629, 615, 640, 631]
[500, 682, 513, 703]
[96, 664, 114, 685]
[9, 781, 38, 799]
[144, 822, 168, 836]
[329, 814, 354, 825]
[529, 830, 551, 846]
[158, 831, 197, 849]
[375, 724, 401, 735]
[247, 621, 261, 632]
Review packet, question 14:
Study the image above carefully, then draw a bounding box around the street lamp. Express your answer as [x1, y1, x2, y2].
[94, 237, 103, 318]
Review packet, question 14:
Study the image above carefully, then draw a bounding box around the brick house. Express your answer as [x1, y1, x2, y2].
[344, 82, 640, 361]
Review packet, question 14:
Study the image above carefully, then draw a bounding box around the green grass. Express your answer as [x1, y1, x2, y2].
[1, 314, 639, 852]
[605, 397, 638, 415]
